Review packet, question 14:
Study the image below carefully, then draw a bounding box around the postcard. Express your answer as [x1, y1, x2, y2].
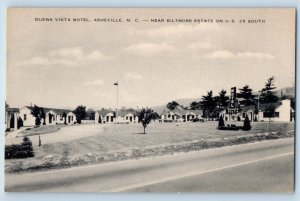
[5, 8, 295, 192]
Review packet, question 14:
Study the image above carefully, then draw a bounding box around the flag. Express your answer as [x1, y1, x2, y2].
[113, 82, 118, 86]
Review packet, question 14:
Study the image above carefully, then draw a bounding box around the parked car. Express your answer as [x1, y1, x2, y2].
[192, 117, 205, 122]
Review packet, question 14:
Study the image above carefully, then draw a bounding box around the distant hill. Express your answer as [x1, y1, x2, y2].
[151, 97, 201, 114]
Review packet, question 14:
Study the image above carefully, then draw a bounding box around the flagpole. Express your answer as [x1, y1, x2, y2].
[116, 83, 119, 123]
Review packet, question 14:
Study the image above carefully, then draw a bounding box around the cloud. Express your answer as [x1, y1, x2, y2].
[49, 47, 85, 60]
[204, 50, 274, 59]
[22, 47, 109, 66]
[204, 50, 234, 59]
[23, 57, 50, 66]
[124, 72, 142, 81]
[84, 79, 104, 86]
[237, 52, 274, 59]
[187, 41, 212, 49]
[86, 50, 109, 61]
[125, 42, 175, 56]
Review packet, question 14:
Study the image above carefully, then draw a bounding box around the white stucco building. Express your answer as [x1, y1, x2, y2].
[95, 109, 138, 124]
[219, 99, 294, 122]
[160, 109, 204, 122]
[19, 106, 77, 127]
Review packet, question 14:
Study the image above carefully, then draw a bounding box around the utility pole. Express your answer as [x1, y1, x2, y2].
[257, 91, 261, 121]
[114, 82, 119, 123]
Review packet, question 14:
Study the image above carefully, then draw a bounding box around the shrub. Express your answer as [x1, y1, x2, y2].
[5, 137, 34, 159]
[218, 116, 225, 128]
[242, 115, 251, 131]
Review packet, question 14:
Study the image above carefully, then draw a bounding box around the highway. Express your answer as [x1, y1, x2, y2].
[5, 138, 294, 192]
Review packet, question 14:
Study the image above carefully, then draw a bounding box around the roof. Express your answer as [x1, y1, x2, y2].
[118, 110, 136, 117]
[5, 107, 19, 113]
[161, 109, 203, 116]
[240, 105, 256, 113]
[96, 109, 137, 117]
[221, 101, 284, 113]
[25, 106, 73, 115]
[96, 109, 114, 116]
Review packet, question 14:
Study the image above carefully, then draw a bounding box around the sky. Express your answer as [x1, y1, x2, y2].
[6, 8, 295, 109]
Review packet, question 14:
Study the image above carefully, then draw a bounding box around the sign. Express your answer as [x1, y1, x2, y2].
[230, 87, 236, 108]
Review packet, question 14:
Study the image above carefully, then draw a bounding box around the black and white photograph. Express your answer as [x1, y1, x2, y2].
[4, 8, 295, 192]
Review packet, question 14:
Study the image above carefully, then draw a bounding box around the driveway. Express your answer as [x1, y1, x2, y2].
[26, 124, 105, 146]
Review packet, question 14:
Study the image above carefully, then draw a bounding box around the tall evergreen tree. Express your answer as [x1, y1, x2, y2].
[259, 76, 279, 123]
[260, 77, 279, 104]
[237, 85, 256, 106]
[216, 90, 229, 109]
[200, 90, 218, 118]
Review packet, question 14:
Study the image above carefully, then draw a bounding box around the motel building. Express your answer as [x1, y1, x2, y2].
[95, 109, 138, 124]
[219, 99, 295, 122]
[5, 107, 20, 131]
[19, 106, 77, 127]
[160, 109, 204, 122]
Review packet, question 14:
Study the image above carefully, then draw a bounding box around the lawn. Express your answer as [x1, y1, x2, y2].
[27, 121, 294, 159]
[5, 121, 295, 172]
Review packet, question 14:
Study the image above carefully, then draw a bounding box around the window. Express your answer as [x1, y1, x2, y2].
[24, 114, 27, 121]
[60, 115, 63, 121]
[274, 112, 280, 117]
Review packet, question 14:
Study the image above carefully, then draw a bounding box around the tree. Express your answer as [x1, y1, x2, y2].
[260, 76, 279, 123]
[30, 105, 41, 126]
[264, 104, 277, 124]
[137, 108, 156, 134]
[237, 85, 256, 106]
[214, 89, 229, 116]
[218, 90, 229, 108]
[86, 109, 95, 120]
[40, 108, 46, 125]
[260, 76, 279, 104]
[17, 117, 23, 129]
[73, 105, 87, 124]
[200, 90, 218, 118]
[190, 101, 200, 110]
[242, 115, 251, 131]
[62, 112, 67, 125]
[167, 101, 180, 110]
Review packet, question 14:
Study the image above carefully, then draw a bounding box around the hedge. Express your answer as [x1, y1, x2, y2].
[5, 137, 34, 159]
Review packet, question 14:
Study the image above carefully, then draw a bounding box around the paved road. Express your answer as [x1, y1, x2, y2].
[5, 138, 294, 192]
